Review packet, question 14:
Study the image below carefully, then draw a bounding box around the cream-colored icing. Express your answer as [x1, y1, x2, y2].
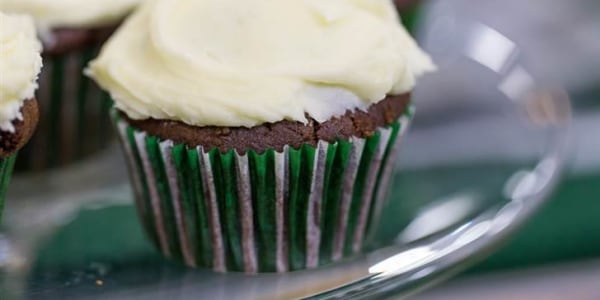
[0, 12, 42, 132]
[88, 0, 435, 128]
[0, 0, 142, 29]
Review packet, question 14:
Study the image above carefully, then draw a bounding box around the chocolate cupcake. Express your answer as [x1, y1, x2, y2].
[0, 12, 41, 217]
[88, 0, 435, 273]
[0, 0, 142, 171]
[394, 0, 421, 10]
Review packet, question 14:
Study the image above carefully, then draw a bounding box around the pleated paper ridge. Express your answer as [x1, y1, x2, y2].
[114, 111, 411, 273]
[0, 154, 17, 218]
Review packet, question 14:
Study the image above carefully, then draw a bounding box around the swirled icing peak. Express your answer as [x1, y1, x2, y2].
[0, 0, 142, 29]
[0, 12, 42, 132]
[88, 0, 435, 127]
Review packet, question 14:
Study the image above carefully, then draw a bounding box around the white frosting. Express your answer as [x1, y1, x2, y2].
[88, 0, 435, 128]
[0, 0, 142, 29]
[0, 12, 42, 132]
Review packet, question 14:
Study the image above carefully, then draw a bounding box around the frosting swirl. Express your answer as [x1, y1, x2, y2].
[0, 0, 142, 29]
[88, 0, 435, 128]
[0, 12, 42, 132]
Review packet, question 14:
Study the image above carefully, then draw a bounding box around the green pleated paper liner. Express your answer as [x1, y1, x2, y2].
[0, 154, 17, 219]
[113, 109, 411, 273]
[15, 45, 114, 172]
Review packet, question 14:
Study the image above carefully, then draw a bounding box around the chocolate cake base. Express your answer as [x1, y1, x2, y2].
[0, 99, 39, 158]
[43, 26, 117, 56]
[114, 93, 412, 272]
[123, 93, 411, 153]
[394, 0, 420, 10]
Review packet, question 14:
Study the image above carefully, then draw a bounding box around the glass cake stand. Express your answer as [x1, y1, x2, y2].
[0, 1, 578, 299]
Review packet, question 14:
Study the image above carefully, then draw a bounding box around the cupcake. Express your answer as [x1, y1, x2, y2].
[0, 12, 41, 215]
[394, 0, 423, 31]
[88, 0, 434, 273]
[0, 0, 142, 171]
[394, 0, 421, 10]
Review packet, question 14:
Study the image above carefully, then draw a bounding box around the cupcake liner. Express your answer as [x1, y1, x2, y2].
[16, 45, 113, 171]
[113, 109, 412, 273]
[0, 154, 17, 218]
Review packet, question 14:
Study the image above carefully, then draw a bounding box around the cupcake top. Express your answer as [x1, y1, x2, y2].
[0, 0, 142, 30]
[0, 12, 42, 133]
[88, 0, 435, 128]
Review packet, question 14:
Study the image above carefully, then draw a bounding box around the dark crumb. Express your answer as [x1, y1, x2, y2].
[0, 99, 39, 158]
[123, 93, 410, 154]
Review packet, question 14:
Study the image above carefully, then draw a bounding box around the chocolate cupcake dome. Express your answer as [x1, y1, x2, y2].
[0, 100, 38, 158]
[123, 93, 411, 154]
[89, 0, 434, 272]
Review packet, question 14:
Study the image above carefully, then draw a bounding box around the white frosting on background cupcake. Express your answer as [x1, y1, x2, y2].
[0, 12, 42, 132]
[0, 0, 142, 29]
[88, 0, 435, 128]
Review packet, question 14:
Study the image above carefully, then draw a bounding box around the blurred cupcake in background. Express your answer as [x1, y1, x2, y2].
[0, 0, 142, 171]
[0, 12, 41, 216]
[88, 0, 434, 273]
[394, 0, 421, 10]
[394, 0, 425, 32]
